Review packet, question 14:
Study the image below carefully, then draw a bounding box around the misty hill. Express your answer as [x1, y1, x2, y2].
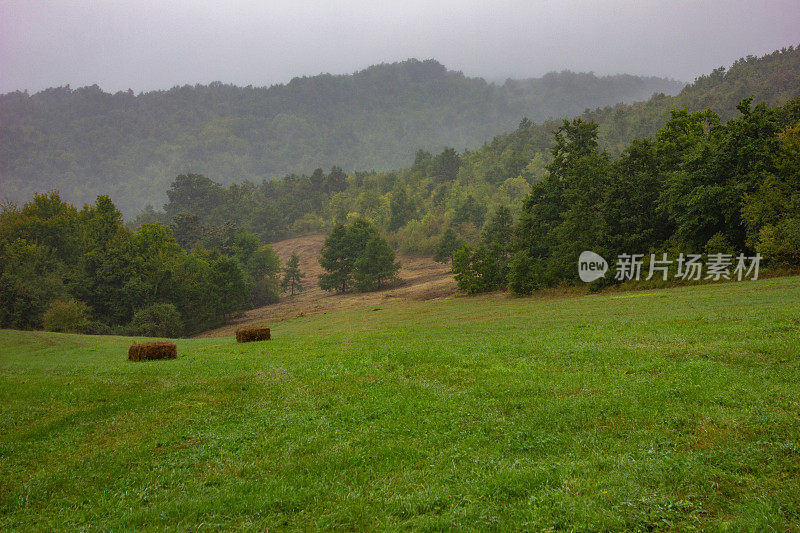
[132, 46, 800, 254]
[468, 46, 800, 184]
[0, 59, 682, 215]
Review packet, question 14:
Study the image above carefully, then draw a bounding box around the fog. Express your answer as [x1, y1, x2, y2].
[1, 0, 798, 93]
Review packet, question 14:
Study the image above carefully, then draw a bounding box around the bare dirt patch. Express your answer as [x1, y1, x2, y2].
[196, 234, 457, 337]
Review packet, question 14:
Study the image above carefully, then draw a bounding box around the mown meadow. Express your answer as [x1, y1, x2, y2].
[1, 277, 799, 530]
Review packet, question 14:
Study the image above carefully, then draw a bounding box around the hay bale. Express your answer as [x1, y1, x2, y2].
[128, 341, 177, 361]
[236, 326, 271, 343]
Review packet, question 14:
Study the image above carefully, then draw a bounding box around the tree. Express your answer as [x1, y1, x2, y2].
[434, 228, 463, 264]
[353, 235, 400, 292]
[482, 206, 514, 252]
[388, 188, 415, 231]
[208, 255, 249, 318]
[431, 147, 460, 183]
[281, 253, 305, 296]
[510, 118, 609, 291]
[247, 245, 282, 306]
[170, 212, 204, 250]
[453, 195, 486, 227]
[319, 224, 355, 293]
[164, 174, 224, 220]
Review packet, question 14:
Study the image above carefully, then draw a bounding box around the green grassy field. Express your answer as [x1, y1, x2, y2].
[1, 278, 800, 530]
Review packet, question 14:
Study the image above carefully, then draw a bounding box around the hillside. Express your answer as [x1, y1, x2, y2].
[2, 276, 800, 529]
[469, 46, 800, 178]
[129, 47, 800, 254]
[0, 60, 682, 215]
[198, 234, 457, 337]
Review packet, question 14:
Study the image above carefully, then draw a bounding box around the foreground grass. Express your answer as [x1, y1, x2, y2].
[1, 278, 799, 530]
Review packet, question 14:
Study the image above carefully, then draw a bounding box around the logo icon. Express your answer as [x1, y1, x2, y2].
[578, 251, 608, 282]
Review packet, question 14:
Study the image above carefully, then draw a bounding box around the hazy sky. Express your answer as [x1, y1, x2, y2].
[1, 0, 799, 94]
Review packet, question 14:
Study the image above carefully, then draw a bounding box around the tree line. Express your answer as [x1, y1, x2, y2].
[0, 189, 402, 335]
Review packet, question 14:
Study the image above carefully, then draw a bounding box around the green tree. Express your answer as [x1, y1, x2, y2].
[353, 235, 400, 292]
[453, 195, 486, 227]
[319, 224, 354, 293]
[247, 245, 282, 307]
[170, 212, 204, 250]
[431, 147, 460, 183]
[451, 245, 506, 294]
[482, 206, 514, 252]
[433, 228, 462, 264]
[281, 253, 306, 296]
[0, 239, 68, 329]
[388, 188, 415, 231]
[208, 255, 249, 318]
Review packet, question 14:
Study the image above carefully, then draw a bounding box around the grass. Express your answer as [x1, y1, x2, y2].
[1, 277, 800, 530]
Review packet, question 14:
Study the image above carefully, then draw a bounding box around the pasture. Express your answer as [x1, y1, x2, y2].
[1, 277, 799, 529]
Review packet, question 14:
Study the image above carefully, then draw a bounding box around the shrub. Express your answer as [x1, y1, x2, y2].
[42, 299, 88, 333]
[80, 320, 114, 336]
[452, 245, 507, 294]
[757, 218, 800, 267]
[128, 303, 184, 337]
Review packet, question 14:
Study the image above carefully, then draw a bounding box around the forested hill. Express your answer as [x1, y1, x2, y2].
[127, 46, 800, 256]
[0, 59, 682, 215]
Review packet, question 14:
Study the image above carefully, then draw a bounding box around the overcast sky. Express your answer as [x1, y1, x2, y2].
[1, 0, 799, 94]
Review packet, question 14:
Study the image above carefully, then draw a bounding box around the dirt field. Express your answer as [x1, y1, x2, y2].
[197, 234, 457, 337]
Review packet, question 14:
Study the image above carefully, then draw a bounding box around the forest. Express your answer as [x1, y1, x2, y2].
[456, 97, 800, 294]
[0, 59, 683, 215]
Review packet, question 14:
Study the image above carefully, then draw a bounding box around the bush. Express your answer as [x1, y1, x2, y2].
[757, 218, 800, 267]
[452, 245, 507, 294]
[508, 251, 539, 295]
[41, 299, 88, 333]
[128, 303, 184, 337]
[80, 320, 114, 336]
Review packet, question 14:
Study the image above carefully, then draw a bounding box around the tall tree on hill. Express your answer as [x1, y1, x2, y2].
[353, 235, 400, 292]
[388, 188, 415, 231]
[281, 253, 305, 296]
[434, 228, 463, 265]
[482, 206, 514, 253]
[432, 147, 460, 183]
[319, 224, 355, 293]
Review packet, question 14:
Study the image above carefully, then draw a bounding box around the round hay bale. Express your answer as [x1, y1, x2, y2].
[128, 341, 177, 361]
[236, 327, 271, 343]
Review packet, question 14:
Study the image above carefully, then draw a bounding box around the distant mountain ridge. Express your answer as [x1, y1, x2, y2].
[0, 59, 683, 214]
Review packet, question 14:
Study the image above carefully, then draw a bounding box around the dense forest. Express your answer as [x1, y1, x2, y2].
[0, 60, 683, 214]
[455, 97, 800, 294]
